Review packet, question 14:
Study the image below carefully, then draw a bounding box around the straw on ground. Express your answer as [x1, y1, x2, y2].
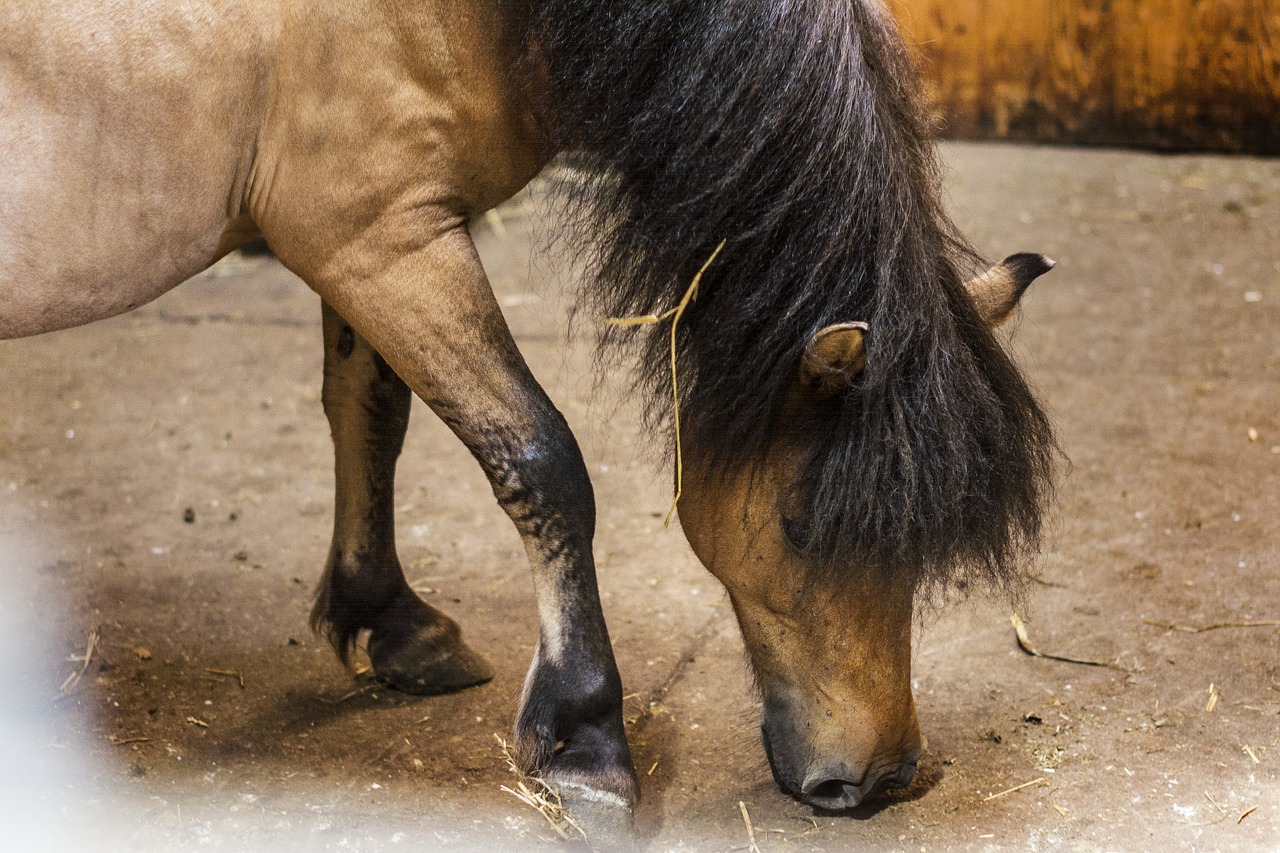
[495, 734, 586, 842]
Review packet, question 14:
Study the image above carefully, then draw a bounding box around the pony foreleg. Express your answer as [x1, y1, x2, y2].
[313, 300, 493, 693]
[307, 227, 638, 819]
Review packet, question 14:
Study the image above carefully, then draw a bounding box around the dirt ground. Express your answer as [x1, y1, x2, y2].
[1, 143, 1277, 852]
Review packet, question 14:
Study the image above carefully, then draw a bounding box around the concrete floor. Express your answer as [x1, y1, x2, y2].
[1, 143, 1277, 851]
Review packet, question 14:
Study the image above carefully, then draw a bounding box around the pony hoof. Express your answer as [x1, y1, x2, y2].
[368, 610, 494, 695]
[553, 779, 636, 847]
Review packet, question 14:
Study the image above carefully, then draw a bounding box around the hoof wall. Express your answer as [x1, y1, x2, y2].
[556, 781, 636, 850]
[371, 635, 494, 696]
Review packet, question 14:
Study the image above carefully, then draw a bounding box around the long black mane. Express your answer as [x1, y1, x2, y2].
[524, 0, 1056, 590]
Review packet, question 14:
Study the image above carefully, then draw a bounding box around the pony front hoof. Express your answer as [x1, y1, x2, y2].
[368, 616, 494, 695]
[552, 779, 636, 849]
[538, 755, 638, 847]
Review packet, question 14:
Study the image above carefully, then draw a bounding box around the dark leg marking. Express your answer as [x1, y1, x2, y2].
[459, 413, 637, 812]
[336, 324, 356, 359]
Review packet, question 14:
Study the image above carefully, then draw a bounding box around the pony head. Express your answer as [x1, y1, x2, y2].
[678, 254, 1055, 809]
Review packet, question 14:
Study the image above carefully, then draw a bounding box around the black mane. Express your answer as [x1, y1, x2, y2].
[525, 0, 1056, 590]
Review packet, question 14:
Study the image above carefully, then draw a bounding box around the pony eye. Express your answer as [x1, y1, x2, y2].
[780, 514, 813, 552]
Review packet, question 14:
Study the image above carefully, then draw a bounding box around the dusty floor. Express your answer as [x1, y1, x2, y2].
[1, 143, 1277, 852]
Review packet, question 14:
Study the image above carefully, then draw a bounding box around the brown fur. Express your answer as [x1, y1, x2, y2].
[0, 0, 1053, 817]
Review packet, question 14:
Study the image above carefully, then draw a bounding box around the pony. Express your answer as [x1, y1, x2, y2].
[0, 0, 1055, 826]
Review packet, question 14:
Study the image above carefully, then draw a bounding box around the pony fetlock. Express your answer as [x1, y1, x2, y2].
[515, 646, 638, 818]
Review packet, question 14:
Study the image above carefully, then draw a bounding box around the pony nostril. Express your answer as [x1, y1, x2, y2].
[806, 779, 857, 804]
[801, 779, 865, 810]
[800, 767, 867, 809]
[798, 759, 918, 809]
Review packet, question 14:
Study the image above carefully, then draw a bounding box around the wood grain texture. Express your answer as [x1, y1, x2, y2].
[886, 0, 1280, 153]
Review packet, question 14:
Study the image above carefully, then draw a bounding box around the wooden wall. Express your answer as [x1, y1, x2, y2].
[885, 0, 1280, 153]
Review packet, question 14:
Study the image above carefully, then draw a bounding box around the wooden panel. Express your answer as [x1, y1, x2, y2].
[886, 0, 1280, 153]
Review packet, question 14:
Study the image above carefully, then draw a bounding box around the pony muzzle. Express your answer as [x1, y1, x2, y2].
[760, 690, 924, 811]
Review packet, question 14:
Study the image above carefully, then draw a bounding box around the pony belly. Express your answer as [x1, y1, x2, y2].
[0, 113, 234, 339]
[0, 3, 269, 339]
[0, 244, 222, 340]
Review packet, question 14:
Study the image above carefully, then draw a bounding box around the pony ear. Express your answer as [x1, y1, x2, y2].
[794, 254, 1053, 398]
[798, 322, 869, 397]
[966, 253, 1056, 326]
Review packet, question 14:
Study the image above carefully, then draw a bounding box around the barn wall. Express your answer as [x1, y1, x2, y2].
[886, 0, 1280, 153]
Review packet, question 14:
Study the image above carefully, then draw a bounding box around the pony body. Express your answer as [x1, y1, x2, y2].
[0, 0, 1056, 827]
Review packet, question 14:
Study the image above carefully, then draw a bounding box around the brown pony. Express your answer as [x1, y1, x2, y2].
[0, 0, 1055, 826]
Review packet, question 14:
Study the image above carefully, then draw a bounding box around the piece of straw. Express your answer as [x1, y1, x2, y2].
[1010, 614, 1115, 668]
[983, 777, 1048, 801]
[59, 626, 100, 694]
[607, 240, 727, 526]
[1143, 619, 1279, 634]
[494, 735, 586, 842]
[738, 801, 762, 853]
[204, 667, 245, 688]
